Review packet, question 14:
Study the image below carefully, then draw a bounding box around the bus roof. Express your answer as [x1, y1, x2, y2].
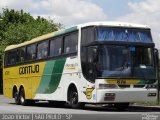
[78, 21, 149, 29]
[5, 26, 78, 51]
[5, 21, 150, 51]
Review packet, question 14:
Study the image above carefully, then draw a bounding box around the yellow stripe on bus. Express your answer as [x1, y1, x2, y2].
[105, 79, 140, 85]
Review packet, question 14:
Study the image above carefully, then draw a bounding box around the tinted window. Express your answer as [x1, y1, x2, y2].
[6, 50, 17, 65]
[64, 32, 78, 54]
[27, 44, 36, 61]
[133, 47, 153, 66]
[17, 47, 25, 63]
[50, 37, 62, 57]
[37, 41, 48, 59]
[4, 53, 7, 66]
[81, 27, 94, 46]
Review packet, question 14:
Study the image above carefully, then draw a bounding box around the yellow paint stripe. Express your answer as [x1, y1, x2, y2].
[105, 79, 140, 84]
[67, 67, 76, 70]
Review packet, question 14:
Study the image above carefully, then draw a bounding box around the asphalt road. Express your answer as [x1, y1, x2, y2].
[0, 95, 160, 120]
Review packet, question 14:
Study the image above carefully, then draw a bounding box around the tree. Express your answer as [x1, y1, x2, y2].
[0, 8, 62, 67]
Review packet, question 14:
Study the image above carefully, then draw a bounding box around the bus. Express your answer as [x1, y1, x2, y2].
[3, 22, 159, 110]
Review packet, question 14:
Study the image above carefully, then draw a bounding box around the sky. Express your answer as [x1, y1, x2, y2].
[0, 0, 160, 48]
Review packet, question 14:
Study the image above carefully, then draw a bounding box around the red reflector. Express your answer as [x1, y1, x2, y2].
[104, 96, 115, 101]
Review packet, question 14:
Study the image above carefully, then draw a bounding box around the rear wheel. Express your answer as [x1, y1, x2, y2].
[69, 88, 84, 109]
[13, 90, 20, 105]
[19, 88, 26, 105]
[19, 87, 34, 106]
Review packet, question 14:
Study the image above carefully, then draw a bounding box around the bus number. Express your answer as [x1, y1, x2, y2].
[117, 80, 126, 84]
[5, 71, 10, 75]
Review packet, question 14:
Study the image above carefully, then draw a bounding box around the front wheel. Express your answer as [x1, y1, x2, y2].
[69, 89, 84, 109]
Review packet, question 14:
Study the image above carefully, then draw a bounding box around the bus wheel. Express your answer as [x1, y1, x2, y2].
[13, 90, 20, 105]
[19, 87, 29, 106]
[19, 88, 35, 106]
[69, 88, 84, 109]
[114, 103, 129, 110]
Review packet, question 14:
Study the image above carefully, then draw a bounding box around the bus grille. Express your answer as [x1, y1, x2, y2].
[134, 85, 145, 88]
[118, 85, 130, 88]
[118, 84, 145, 88]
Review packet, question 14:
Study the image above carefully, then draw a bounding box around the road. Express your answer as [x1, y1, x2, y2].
[0, 95, 160, 120]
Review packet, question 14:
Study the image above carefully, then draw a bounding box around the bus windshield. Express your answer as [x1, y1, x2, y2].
[97, 45, 155, 79]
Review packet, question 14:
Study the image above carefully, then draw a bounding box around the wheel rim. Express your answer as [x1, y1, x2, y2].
[14, 92, 19, 103]
[20, 95, 24, 103]
[20, 90, 25, 104]
[71, 92, 78, 105]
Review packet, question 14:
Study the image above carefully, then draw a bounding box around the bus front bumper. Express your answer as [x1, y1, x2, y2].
[96, 88, 157, 103]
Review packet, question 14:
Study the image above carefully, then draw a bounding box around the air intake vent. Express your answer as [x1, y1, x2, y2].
[134, 85, 145, 88]
[118, 85, 130, 88]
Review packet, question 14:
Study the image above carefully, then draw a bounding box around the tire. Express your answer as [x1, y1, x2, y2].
[69, 88, 84, 109]
[114, 103, 129, 110]
[13, 90, 20, 105]
[19, 87, 34, 106]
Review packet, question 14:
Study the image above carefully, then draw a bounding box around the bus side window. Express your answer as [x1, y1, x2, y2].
[64, 31, 78, 54]
[18, 47, 26, 63]
[50, 37, 62, 57]
[81, 27, 94, 46]
[27, 44, 36, 61]
[37, 41, 48, 60]
[7, 50, 17, 65]
[5, 53, 9, 66]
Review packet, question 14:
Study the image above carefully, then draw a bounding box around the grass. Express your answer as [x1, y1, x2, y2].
[133, 102, 160, 106]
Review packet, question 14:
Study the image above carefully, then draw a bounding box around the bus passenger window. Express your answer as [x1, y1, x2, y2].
[37, 41, 48, 59]
[18, 47, 25, 63]
[50, 37, 62, 57]
[64, 32, 78, 54]
[27, 44, 36, 61]
[7, 50, 17, 65]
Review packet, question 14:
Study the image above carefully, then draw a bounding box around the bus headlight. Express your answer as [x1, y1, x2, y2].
[148, 93, 157, 97]
[99, 84, 118, 89]
[146, 84, 157, 89]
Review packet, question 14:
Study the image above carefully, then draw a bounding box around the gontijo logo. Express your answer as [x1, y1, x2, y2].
[19, 64, 39, 75]
[65, 63, 78, 70]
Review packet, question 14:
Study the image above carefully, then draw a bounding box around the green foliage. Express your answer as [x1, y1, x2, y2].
[0, 8, 62, 67]
[134, 102, 160, 106]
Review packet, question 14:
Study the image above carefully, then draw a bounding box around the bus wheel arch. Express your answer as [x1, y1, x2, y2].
[67, 83, 84, 109]
[12, 85, 20, 105]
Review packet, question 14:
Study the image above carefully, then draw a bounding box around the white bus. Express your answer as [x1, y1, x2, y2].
[3, 22, 158, 110]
